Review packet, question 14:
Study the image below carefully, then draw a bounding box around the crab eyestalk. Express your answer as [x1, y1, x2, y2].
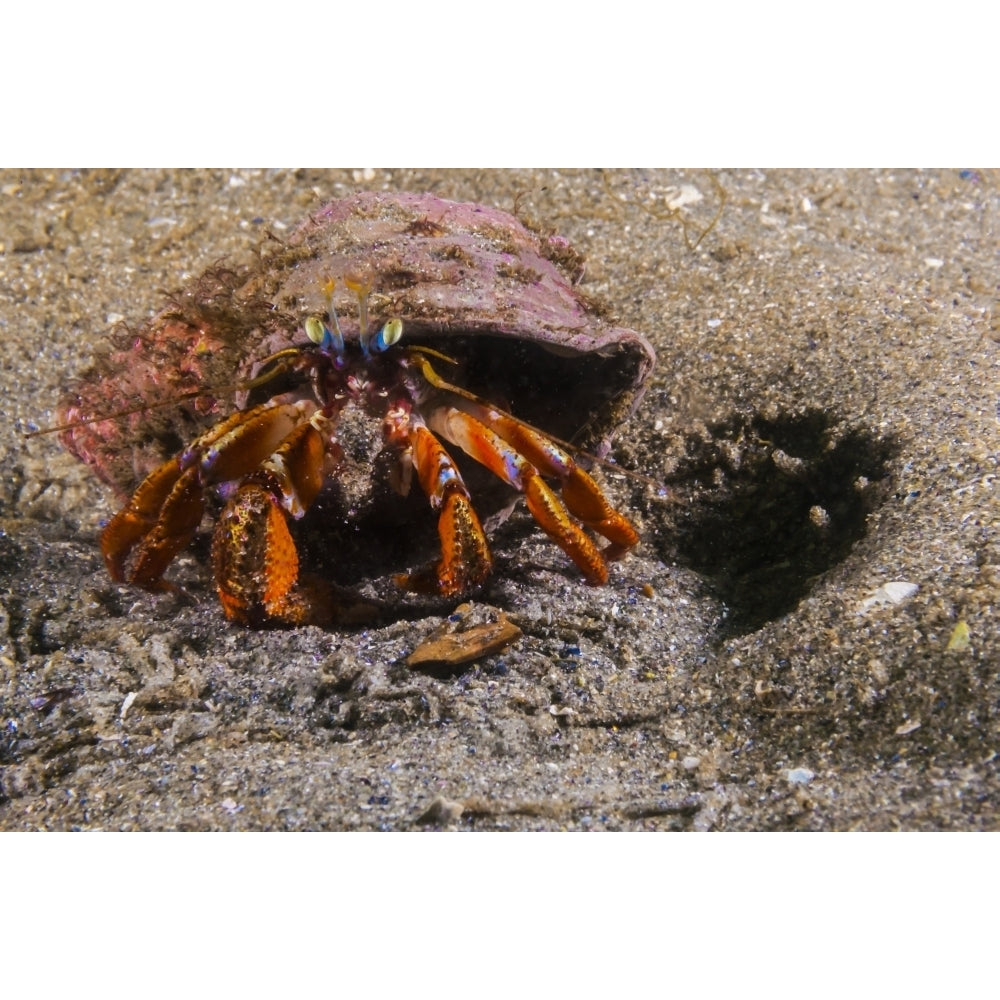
[306, 278, 347, 365]
[305, 315, 343, 358]
[371, 317, 403, 355]
[307, 282, 402, 362]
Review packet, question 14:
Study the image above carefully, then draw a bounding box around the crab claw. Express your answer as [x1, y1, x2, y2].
[101, 400, 331, 623]
[209, 411, 334, 625]
[393, 418, 493, 597]
[211, 481, 326, 625]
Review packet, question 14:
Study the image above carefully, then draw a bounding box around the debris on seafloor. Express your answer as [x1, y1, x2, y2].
[415, 795, 465, 826]
[945, 620, 971, 651]
[405, 603, 522, 674]
[858, 580, 919, 612]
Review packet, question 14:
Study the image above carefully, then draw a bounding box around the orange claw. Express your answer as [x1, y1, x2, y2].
[101, 400, 326, 612]
[209, 414, 332, 624]
[212, 482, 314, 625]
[395, 420, 492, 596]
[459, 400, 639, 555]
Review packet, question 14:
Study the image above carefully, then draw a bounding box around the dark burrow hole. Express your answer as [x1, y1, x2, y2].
[660, 409, 897, 637]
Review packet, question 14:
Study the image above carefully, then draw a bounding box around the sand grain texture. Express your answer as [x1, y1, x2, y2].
[1, 168, 996, 830]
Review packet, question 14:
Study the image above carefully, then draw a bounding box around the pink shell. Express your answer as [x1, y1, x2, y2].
[59, 192, 656, 495]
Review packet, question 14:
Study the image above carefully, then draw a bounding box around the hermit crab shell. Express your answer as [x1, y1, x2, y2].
[58, 191, 656, 496]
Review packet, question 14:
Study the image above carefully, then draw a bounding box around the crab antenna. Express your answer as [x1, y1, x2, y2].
[305, 277, 346, 362]
[344, 271, 373, 356]
[323, 278, 347, 354]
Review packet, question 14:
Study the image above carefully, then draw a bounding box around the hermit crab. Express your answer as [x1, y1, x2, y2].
[56, 192, 656, 625]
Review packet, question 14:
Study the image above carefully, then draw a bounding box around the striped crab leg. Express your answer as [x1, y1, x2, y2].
[425, 400, 639, 585]
[391, 410, 493, 597]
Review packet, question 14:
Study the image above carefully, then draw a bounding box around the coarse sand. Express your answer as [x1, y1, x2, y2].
[1, 168, 996, 830]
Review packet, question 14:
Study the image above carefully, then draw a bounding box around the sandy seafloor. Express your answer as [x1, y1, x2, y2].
[0, 168, 996, 831]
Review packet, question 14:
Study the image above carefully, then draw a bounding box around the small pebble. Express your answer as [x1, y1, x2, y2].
[786, 767, 815, 785]
[809, 504, 830, 528]
[860, 581, 919, 611]
[415, 795, 464, 825]
[946, 621, 971, 652]
[663, 184, 703, 209]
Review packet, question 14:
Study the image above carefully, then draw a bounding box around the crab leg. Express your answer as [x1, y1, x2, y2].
[393, 414, 492, 597]
[457, 399, 639, 557]
[101, 458, 206, 591]
[101, 401, 316, 594]
[211, 411, 334, 625]
[427, 404, 638, 585]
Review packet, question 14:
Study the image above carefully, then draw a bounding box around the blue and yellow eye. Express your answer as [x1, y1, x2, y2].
[370, 318, 403, 355]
